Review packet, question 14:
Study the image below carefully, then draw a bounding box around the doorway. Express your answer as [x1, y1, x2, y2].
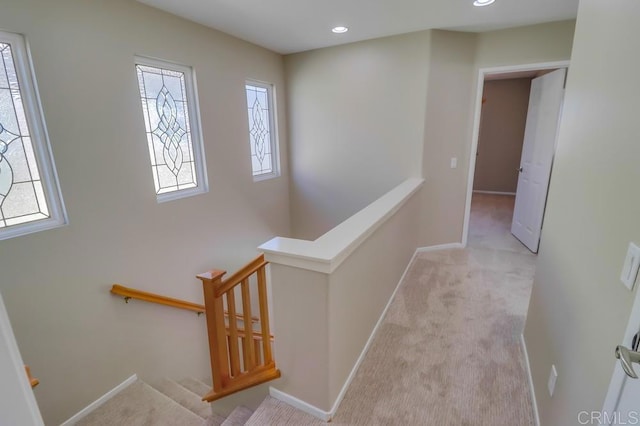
[462, 61, 570, 253]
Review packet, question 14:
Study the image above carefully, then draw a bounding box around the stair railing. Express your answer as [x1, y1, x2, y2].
[197, 254, 280, 402]
[110, 284, 259, 324]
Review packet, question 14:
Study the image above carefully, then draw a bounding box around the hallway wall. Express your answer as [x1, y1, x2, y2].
[524, 0, 640, 423]
[0, 0, 290, 423]
[284, 31, 430, 240]
[284, 21, 575, 246]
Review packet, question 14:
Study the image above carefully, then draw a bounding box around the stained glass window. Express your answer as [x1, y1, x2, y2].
[0, 32, 66, 240]
[135, 58, 207, 201]
[245, 82, 279, 180]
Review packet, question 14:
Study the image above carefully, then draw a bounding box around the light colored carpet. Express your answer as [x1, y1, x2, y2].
[154, 378, 213, 419]
[249, 193, 537, 425]
[222, 405, 255, 426]
[76, 380, 205, 426]
[468, 193, 531, 254]
[245, 396, 323, 425]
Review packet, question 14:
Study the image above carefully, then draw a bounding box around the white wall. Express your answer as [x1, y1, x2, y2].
[284, 32, 430, 240]
[0, 0, 290, 423]
[523, 1, 640, 424]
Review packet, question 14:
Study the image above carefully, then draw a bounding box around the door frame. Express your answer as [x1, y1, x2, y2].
[602, 279, 640, 423]
[461, 60, 571, 247]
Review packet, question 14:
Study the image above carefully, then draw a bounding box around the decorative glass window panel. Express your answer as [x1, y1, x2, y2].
[0, 32, 66, 240]
[135, 57, 207, 202]
[245, 82, 279, 180]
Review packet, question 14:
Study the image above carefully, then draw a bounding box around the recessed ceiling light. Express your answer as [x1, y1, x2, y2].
[332, 26, 349, 34]
[473, 0, 495, 6]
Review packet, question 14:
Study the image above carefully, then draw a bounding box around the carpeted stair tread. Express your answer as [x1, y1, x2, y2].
[221, 405, 254, 426]
[75, 380, 204, 426]
[154, 378, 212, 419]
[178, 377, 212, 398]
[245, 396, 325, 426]
[204, 412, 228, 426]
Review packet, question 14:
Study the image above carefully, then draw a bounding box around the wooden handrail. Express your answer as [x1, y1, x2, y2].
[215, 256, 268, 297]
[111, 284, 205, 313]
[197, 254, 280, 402]
[24, 365, 39, 388]
[110, 284, 258, 323]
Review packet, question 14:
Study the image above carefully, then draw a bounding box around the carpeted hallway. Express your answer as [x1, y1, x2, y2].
[253, 193, 537, 425]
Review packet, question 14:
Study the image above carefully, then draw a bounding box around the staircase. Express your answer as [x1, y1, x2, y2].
[96, 255, 288, 425]
[75, 378, 258, 426]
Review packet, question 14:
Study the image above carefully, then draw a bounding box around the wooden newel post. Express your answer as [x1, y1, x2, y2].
[197, 269, 228, 393]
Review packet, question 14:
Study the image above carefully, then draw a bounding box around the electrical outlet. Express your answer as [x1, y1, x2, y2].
[548, 365, 558, 397]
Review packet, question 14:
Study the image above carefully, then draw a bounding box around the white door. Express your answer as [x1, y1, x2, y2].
[511, 68, 566, 253]
[603, 283, 640, 425]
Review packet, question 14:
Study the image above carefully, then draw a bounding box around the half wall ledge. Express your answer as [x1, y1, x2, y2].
[256, 177, 424, 417]
[258, 177, 424, 274]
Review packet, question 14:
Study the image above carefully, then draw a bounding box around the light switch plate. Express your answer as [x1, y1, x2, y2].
[621, 242, 640, 291]
[450, 157, 457, 169]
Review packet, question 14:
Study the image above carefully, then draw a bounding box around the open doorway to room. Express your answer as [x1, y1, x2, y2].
[462, 61, 570, 254]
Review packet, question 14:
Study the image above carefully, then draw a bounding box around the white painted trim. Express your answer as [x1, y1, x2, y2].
[259, 178, 424, 274]
[520, 334, 541, 426]
[601, 268, 640, 425]
[326, 247, 421, 419]
[0, 293, 44, 426]
[134, 55, 209, 204]
[472, 190, 516, 196]
[461, 60, 571, 247]
[0, 31, 68, 241]
[416, 243, 465, 252]
[60, 374, 138, 426]
[246, 80, 281, 182]
[269, 387, 331, 422]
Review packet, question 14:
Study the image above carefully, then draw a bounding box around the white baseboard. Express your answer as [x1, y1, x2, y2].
[270, 248, 423, 422]
[416, 242, 465, 253]
[327, 247, 420, 418]
[520, 334, 541, 426]
[60, 374, 138, 426]
[473, 190, 516, 196]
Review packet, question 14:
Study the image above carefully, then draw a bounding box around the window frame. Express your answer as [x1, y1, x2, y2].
[0, 31, 67, 241]
[245, 80, 280, 182]
[134, 56, 208, 203]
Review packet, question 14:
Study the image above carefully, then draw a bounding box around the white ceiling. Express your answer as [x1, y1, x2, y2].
[137, 0, 579, 55]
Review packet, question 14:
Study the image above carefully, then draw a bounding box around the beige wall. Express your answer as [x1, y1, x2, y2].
[473, 78, 531, 193]
[475, 20, 576, 68]
[418, 30, 477, 246]
[419, 21, 575, 246]
[0, 0, 290, 424]
[284, 32, 430, 240]
[523, 1, 640, 424]
[283, 21, 575, 247]
[268, 185, 421, 412]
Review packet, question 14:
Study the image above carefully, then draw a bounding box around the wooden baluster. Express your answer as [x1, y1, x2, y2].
[241, 278, 256, 371]
[197, 270, 228, 392]
[226, 289, 241, 377]
[253, 337, 262, 365]
[257, 264, 273, 365]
